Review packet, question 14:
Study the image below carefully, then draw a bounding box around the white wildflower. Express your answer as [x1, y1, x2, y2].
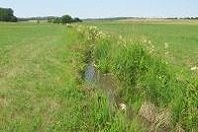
[148, 44, 155, 53]
[119, 103, 127, 111]
[190, 66, 198, 71]
[143, 39, 147, 43]
[148, 40, 152, 44]
[164, 43, 169, 49]
[119, 35, 123, 40]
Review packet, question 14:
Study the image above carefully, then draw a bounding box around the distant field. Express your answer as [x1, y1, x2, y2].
[90, 20, 198, 70]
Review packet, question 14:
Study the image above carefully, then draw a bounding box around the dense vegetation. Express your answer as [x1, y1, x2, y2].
[93, 21, 198, 69]
[0, 21, 197, 131]
[17, 16, 57, 22]
[75, 22, 198, 131]
[0, 23, 137, 131]
[18, 15, 82, 24]
[0, 7, 17, 22]
[51, 15, 82, 24]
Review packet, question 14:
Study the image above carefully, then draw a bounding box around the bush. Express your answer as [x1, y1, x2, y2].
[61, 15, 73, 24]
[52, 15, 82, 24]
[73, 17, 82, 23]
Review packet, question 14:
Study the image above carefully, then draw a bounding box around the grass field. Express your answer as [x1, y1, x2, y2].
[0, 23, 88, 131]
[0, 23, 143, 131]
[0, 21, 197, 131]
[91, 21, 198, 70]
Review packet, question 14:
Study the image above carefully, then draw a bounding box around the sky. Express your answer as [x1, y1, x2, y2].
[0, 0, 197, 18]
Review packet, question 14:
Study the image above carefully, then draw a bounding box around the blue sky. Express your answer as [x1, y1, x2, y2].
[0, 0, 197, 18]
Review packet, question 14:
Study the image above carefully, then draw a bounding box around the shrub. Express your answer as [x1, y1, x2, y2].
[61, 15, 73, 24]
[52, 15, 82, 24]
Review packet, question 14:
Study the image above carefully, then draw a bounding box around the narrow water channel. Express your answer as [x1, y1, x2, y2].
[85, 64, 96, 83]
[84, 63, 118, 107]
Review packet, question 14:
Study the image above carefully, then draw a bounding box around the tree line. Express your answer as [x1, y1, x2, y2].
[0, 7, 17, 22]
[0, 7, 82, 24]
[18, 15, 82, 24]
[48, 15, 82, 24]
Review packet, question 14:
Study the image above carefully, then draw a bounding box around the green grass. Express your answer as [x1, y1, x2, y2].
[1, 21, 197, 131]
[0, 23, 83, 131]
[77, 21, 198, 131]
[0, 23, 144, 131]
[89, 21, 198, 70]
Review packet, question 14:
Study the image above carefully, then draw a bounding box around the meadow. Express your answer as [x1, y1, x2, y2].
[0, 21, 197, 131]
[90, 20, 198, 70]
[0, 23, 98, 131]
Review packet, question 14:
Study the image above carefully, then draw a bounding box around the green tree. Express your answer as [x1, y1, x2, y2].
[61, 15, 73, 24]
[73, 17, 82, 22]
[0, 7, 17, 22]
[52, 15, 82, 24]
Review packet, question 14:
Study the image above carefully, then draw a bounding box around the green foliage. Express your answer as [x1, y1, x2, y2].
[53, 17, 61, 23]
[61, 15, 73, 24]
[1, 21, 197, 131]
[73, 17, 82, 23]
[93, 21, 198, 69]
[112, 45, 148, 87]
[52, 15, 82, 24]
[0, 23, 146, 132]
[0, 7, 17, 22]
[94, 39, 111, 73]
[75, 24, 198, 131]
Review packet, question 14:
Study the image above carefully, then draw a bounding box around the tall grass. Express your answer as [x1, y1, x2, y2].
[75, 24, 198, 131]
[71, 25, 147, 131]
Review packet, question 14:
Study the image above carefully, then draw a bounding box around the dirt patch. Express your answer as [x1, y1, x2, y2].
[139, 102, 172, 131]
[139, 102, 158, 123]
